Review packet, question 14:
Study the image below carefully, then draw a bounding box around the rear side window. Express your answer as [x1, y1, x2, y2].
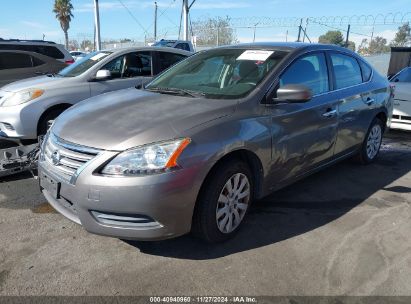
[359, 60, 372, 82]
[0, 53, 33, 69]
[280, 52, 329, 95]
[330, 53, 362, 89]
[157, 52, 187, 72]
[32, 56, 45, 67]
[0, 44, 64, 59]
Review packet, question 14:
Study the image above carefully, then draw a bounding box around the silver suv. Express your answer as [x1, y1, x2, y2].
[39, 43, 393, 243]
[0, 47, 191, 139]
[0, 39, 74, 64]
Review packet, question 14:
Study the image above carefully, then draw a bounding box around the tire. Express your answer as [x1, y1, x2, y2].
[37, 108, 67, 136]
[356, 117, 384, 164]
[192, 160, 253, 243]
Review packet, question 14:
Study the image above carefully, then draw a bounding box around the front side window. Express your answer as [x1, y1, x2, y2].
[394, 67, 411, 82]
[330, 53, 362, 89]
[102, 51, 152, 79]
[280, 53, 329, 95]
[58, 51, 112, 77]
[147, 48, 289, 99]
[0, 53, 33, 69]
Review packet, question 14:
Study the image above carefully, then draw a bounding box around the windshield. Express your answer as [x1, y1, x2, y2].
[58, 51, 112, 77]
[146, 48, 289, 99]
[153, 40, 176, 47]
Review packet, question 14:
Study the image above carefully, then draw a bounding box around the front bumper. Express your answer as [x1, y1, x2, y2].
[38, 152, 202, 241]
[0, 103, 38, 139]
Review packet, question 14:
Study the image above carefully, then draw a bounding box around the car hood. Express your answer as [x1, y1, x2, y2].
[0, 75, 72, 92]
[52, 88, 236, 151]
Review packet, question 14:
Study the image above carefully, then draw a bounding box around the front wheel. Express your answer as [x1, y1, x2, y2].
[192, 160, 253, 243]
[357, 117, 384, 164]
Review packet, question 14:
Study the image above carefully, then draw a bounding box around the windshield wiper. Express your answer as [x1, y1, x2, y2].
[145, 87, 205, 98]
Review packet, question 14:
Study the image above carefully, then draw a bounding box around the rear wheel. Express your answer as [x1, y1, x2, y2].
[192, 160, 253, 243]
[357, 117, 384, 164]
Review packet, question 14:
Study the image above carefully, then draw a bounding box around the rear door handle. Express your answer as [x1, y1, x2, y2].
[322, 109, 337, 118]
[366, 97, 375, 105]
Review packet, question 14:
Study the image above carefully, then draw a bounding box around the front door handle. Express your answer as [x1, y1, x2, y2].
[365, 97, 375, 105]
[322, 109, 337, 118]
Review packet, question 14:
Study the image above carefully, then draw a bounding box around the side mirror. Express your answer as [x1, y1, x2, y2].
[94, 69, 111, 80]
[394, 78, 399, 83]
[272, 84, 312, 103]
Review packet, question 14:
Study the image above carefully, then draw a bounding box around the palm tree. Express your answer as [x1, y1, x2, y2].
[53, 0, 74, 49]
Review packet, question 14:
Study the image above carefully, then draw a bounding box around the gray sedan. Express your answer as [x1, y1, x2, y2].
[39, 43, 393, 243]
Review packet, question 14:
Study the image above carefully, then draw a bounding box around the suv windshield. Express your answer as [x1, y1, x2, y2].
[146, 48, 289, 99]
[58, 51, 112, 77]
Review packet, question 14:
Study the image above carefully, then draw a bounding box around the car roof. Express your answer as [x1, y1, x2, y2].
[217, 42, 352, 53]
[103, 46, 192, 55]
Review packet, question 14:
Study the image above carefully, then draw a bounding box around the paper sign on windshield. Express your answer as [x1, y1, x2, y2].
[90, 53, 108, 61]
[237, 50, 274, 61]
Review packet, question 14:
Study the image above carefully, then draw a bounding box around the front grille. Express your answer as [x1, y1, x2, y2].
[43, 133, 100, 182]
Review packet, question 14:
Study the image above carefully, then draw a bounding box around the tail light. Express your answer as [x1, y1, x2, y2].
[65, 59, 75, 64]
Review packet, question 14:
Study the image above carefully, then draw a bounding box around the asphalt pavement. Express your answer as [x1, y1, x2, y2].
[0, 130, 410, 296]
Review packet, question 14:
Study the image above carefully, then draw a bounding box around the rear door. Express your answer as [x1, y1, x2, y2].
[90, 51, 153, 96]
[329, 52, 375, 156]
[270, 51, 338, 181]
[0, 52, 37, 86]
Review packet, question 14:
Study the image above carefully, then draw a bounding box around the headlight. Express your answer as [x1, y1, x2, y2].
[101, 138, 191, 176]
[0, 89, 44, 107]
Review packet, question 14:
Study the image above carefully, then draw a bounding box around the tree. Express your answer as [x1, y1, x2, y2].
[357, 37, 390, 55]
[191, 16, 238, 46]
[318, 30, 344, 46]
[53, 0, 74, 49]
[318, 30, 355, 50]
[391, 22, 411, 47]
[80, 39, 93, 51]
[368, 36, 390, 54]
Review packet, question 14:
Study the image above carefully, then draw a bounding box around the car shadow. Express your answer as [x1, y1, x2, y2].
[125, 132, 411, 259]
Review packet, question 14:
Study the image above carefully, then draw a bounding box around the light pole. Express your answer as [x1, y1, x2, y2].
[154, 2, 158, 42]
[94, 0, 101, 50]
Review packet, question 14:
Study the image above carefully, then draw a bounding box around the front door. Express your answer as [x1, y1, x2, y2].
[90, 51, 153, 96]
[270, 52, 338, 183]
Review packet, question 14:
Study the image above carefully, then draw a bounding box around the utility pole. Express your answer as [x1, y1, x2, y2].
[345, 24, 351, 48]
[253, 23, 259, 43]
[154, 2, 158, 42]
[94, 0, 101, 50]
[183, 0, 189, 41]
[297, 18, 303, 42]
[286, 30, 288, 42]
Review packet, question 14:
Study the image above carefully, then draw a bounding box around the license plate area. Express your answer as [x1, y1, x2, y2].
[40, 174, 60, 199]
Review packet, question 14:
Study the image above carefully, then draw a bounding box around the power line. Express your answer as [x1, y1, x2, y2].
[116, 0, 149, 36]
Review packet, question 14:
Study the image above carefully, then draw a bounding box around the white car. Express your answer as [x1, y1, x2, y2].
[390, 67, 411, 131]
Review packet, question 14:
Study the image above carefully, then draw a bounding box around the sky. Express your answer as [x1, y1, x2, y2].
[0, 0, 410, 48]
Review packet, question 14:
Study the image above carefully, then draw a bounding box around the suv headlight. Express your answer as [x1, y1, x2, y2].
[0, 89, 44, 107]
[101, 138, 191, 176]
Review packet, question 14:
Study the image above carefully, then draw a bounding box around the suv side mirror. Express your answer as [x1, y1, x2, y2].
[94, 69, 112, 80]
[272, 84, 312, 103]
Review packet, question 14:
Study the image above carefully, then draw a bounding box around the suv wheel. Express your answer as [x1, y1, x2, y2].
[192, 160, 253, 243]
[357, 117, 384, 164]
